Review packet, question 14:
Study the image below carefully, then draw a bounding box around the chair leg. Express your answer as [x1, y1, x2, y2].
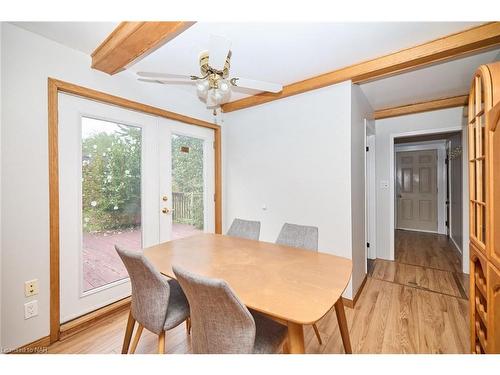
[186, 317, 191, 335]
[312, 323, 323, 345]
[121, 310, 136, 354]
[158, 331, 166, 354]
[129, 324, 144, 354]
[282, 340, 290, 354]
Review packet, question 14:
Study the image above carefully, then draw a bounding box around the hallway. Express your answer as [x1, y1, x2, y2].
[369, 230, 468, 298]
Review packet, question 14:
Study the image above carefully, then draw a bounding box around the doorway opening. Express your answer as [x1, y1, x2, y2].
[392, 131, 464, 272]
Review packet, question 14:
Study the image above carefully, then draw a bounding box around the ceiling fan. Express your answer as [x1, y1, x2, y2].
[136, 35, 283, 109]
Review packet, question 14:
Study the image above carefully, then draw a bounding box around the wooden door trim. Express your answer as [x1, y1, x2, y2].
[91, 22, 195, 75]
[48, 78, 222, 343]
[221, 22, 500, 113]
[59, 297, 131, 341]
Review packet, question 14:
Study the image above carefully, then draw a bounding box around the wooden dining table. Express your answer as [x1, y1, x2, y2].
[144, 233, 353, 354]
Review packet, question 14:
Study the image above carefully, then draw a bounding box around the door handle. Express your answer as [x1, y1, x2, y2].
[161, 208, 170, 214]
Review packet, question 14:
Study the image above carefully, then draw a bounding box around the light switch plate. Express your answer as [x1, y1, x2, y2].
[25, 279, 39, 297]
[24, 300, 38, 319]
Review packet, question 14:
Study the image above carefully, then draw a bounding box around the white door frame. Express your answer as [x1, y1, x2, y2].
[365, 132, 376, 260]
[446, 140, 454, 241]
[388, 126, 465, 264]
[394, 140, 446, 235]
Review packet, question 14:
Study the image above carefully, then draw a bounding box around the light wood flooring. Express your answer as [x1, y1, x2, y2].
[46, 230, 469, 354]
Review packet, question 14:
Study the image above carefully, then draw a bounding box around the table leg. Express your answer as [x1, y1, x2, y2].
[334, 298, 352, 354]
[287, 321, 305, 354]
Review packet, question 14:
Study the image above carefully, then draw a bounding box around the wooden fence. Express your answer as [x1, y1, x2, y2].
[172, 192, 203, 223]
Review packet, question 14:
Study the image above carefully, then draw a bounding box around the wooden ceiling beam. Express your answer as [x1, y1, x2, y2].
[221, 22, 500, 113]
[373, 95, 469, 120]
[91, 21, 195, 75]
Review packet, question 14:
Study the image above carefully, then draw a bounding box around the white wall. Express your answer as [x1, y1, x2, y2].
[0, 22, 3, 351]
[449, 132, 464, 254]
[223, 82, 354, 296]
[0, 23, 213, 349]
[374, 108, 468, 270]
[350, 85, 372, 295]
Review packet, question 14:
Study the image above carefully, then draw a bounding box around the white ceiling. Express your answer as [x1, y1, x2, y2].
[132, 22, 484, 103]
[360, 48, 500, 109]
[12, 21, 499, 110]
[11, 22, 118, 54]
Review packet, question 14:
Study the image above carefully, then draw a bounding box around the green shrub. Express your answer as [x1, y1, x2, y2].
[81, 127, 205, 233]
[82, 124, 141, 232]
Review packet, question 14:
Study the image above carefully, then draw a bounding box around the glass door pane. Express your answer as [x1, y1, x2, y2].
[60, 93, 161, 323]
[171, 134, 205, 239]
[81, 117, 142, 292]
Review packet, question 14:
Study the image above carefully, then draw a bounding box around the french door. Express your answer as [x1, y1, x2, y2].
[58, 94, 214, 323]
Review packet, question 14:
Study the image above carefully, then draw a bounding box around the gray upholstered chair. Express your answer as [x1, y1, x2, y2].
[227, 218, 261, 240]
[275, 223, 323, 345]
[172, 265, 288, 354]
[276, 223, 319, 251]
[115, 246, 191, 354]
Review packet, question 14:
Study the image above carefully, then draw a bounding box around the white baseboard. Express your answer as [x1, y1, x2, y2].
[450, 235, 462, 254]
[396, 227, 439, 234]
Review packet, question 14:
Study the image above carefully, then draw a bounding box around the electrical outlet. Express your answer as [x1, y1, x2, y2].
[24, 279, 39, 297]
[24, 300, 38, 319]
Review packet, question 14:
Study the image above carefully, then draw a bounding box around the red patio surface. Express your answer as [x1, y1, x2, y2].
[82, 224, 202, 292]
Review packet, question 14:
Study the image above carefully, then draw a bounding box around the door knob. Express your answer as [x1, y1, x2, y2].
[162, 208, 170, 214]
[162, 195, 168, 201]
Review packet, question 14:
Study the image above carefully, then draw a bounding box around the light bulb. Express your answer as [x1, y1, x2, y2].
[196, 80, 209, 98]
[205, 89, 224, 106]
[218, 80, 230, 93]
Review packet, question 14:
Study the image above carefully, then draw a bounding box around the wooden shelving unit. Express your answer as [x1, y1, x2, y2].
[468, 61, 500, 354]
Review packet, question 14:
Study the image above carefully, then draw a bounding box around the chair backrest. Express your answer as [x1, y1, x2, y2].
[227, 218, 261, 240]
[115, 246, 170, 334]
[173, 265, 256, 354]
[275, 223, 319, 251]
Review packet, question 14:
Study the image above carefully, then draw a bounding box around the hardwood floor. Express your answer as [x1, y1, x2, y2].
[46, 229, 469, 354]
[395, 230, 462, 272]
[370, 259, 467, 299]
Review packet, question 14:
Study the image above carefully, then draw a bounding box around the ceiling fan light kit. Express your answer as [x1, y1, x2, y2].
[136, 35, 283, 109]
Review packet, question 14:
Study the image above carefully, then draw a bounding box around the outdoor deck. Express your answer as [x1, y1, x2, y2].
[82, 224, 202, 292]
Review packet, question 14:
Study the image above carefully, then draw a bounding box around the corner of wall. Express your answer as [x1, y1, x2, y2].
[349, 84, 373, 298]
[0, 21, 4, 350]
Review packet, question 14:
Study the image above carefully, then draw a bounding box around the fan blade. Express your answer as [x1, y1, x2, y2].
[208, 35, 231, 71]
[137, 71, 194, 80]
[138, 78, 195, 85]
[230, 77, 282, 93]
